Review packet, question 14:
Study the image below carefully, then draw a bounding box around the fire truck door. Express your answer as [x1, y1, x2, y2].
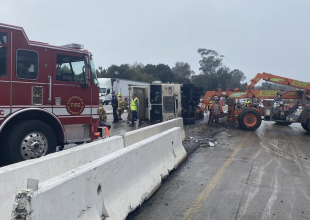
[0, 30, 10, 122]
[52, 51, 92, 143]
[11, 47, 49, 114]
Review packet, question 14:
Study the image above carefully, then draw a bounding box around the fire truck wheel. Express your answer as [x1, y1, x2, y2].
[238, 109, 262, 131]
[4, 120, 56, 163]
[301, 120, 310, 132]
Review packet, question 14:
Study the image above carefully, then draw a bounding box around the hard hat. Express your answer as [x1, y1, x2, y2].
[280, 101, 284, 105]
[117, 92, 121, 97]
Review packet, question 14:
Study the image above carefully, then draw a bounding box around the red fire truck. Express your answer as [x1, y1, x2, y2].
[0, 23, 100, 164]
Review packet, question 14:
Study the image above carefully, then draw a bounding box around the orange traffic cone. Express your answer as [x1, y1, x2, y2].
[105, 126, 110, 138]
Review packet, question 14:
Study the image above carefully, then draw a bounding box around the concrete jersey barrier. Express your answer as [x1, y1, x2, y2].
[0, 136, 124, 220]
[12, 127, 187, 220]
[123, 117, 185, 147]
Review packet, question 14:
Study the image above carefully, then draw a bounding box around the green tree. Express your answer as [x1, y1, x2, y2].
[156, 64, 174, 83]
[228, 69, 246, 89]
[142, 64, 174, 83]
[193, 48, 246, 92]
[96, 63, 158, 84]
[107, 64, 130, 79]
[96, 66, 108, 78]
[198, 49, 224, 75]
[172, 62, 194, 83]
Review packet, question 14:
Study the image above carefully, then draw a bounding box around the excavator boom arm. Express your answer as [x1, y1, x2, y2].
[246, 72, 310, 90]
[199, 89, 302, 112]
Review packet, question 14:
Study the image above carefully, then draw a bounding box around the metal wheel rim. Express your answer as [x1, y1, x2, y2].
[244, 113, 257, 127]
[20, 131, 48, 160]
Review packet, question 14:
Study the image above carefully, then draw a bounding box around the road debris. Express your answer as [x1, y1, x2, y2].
[208, 142, 215, 147]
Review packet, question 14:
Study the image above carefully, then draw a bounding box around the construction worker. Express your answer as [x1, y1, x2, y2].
[117, 93, 122, 120]
[130, 93, 141, 126]
[220, 97, 225, 106]
[209, 98, 223, 125]
[236, 99, 241, 109]
[207, 97, 215, 125]
[245, 99, 250, 107]
[111, 92, 118, 123]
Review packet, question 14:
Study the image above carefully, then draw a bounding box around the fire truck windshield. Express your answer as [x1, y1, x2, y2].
[90, 59, 99, 87]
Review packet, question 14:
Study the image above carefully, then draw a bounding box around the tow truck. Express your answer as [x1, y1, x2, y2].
[199, 73, 310, 132]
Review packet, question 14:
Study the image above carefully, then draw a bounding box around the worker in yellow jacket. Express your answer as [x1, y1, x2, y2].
[130, 94, 141, 126]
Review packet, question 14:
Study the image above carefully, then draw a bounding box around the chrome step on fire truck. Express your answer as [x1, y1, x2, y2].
[0, 23, 100, 165]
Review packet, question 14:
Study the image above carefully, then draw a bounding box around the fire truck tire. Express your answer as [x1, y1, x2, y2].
[238, 109, 262, 131]
[301, 120, 310, 132]
[3, 120, 57, 164]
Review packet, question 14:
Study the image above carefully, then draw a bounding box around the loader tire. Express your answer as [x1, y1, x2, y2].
[238, 109, 262, 131]
[301, 120, 310, 132]
[3, 120, 56, 164]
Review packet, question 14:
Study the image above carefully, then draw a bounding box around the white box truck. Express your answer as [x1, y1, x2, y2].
[98, 78, 149, 104]
[129, 82, 204, 124]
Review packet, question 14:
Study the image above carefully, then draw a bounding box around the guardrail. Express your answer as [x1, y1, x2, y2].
[12, 128, 186, 220]
[0, 137, 124, 220]
[123, 117, 185, 147]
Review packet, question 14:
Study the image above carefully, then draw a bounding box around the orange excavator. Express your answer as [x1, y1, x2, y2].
[199, 73, 310, 132]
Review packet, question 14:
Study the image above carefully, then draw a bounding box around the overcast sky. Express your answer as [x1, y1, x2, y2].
[1, 0, 310, 83]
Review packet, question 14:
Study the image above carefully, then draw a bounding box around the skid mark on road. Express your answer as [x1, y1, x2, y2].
[260, 143, 296, 163]
[237, 157, 273, 219]
[183, 132, 251, 220]
[261, 163, 279, 220]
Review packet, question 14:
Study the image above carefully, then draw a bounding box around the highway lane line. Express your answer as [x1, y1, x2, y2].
[183, 132, 251, 220]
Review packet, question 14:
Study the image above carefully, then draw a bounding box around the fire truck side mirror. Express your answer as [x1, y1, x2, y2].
[81, 65, 90, 88]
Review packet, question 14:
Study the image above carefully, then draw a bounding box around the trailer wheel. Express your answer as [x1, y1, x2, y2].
[3, 120, 56, 164]
[183, 117, 195, 124]
[195, 111, 204, 120]
[301, 120, 310, 132]
[238, 109, 262, 131]
[275, 121, 292, 126]
[199, 112, 204, 119]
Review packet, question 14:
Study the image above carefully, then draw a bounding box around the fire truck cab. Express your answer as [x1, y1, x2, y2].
[0, 23, 100, 164]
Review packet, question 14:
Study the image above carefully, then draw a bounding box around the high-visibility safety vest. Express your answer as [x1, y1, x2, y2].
[131, 97, 138, 111]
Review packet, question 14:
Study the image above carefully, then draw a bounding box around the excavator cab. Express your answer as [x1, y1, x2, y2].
[269, 91, 308, 125]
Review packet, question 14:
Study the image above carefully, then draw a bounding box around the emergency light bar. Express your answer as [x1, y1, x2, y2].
[61, 43, 84, 49]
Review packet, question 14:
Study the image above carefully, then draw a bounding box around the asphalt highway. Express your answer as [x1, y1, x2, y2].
[127, 118, 310, 220]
